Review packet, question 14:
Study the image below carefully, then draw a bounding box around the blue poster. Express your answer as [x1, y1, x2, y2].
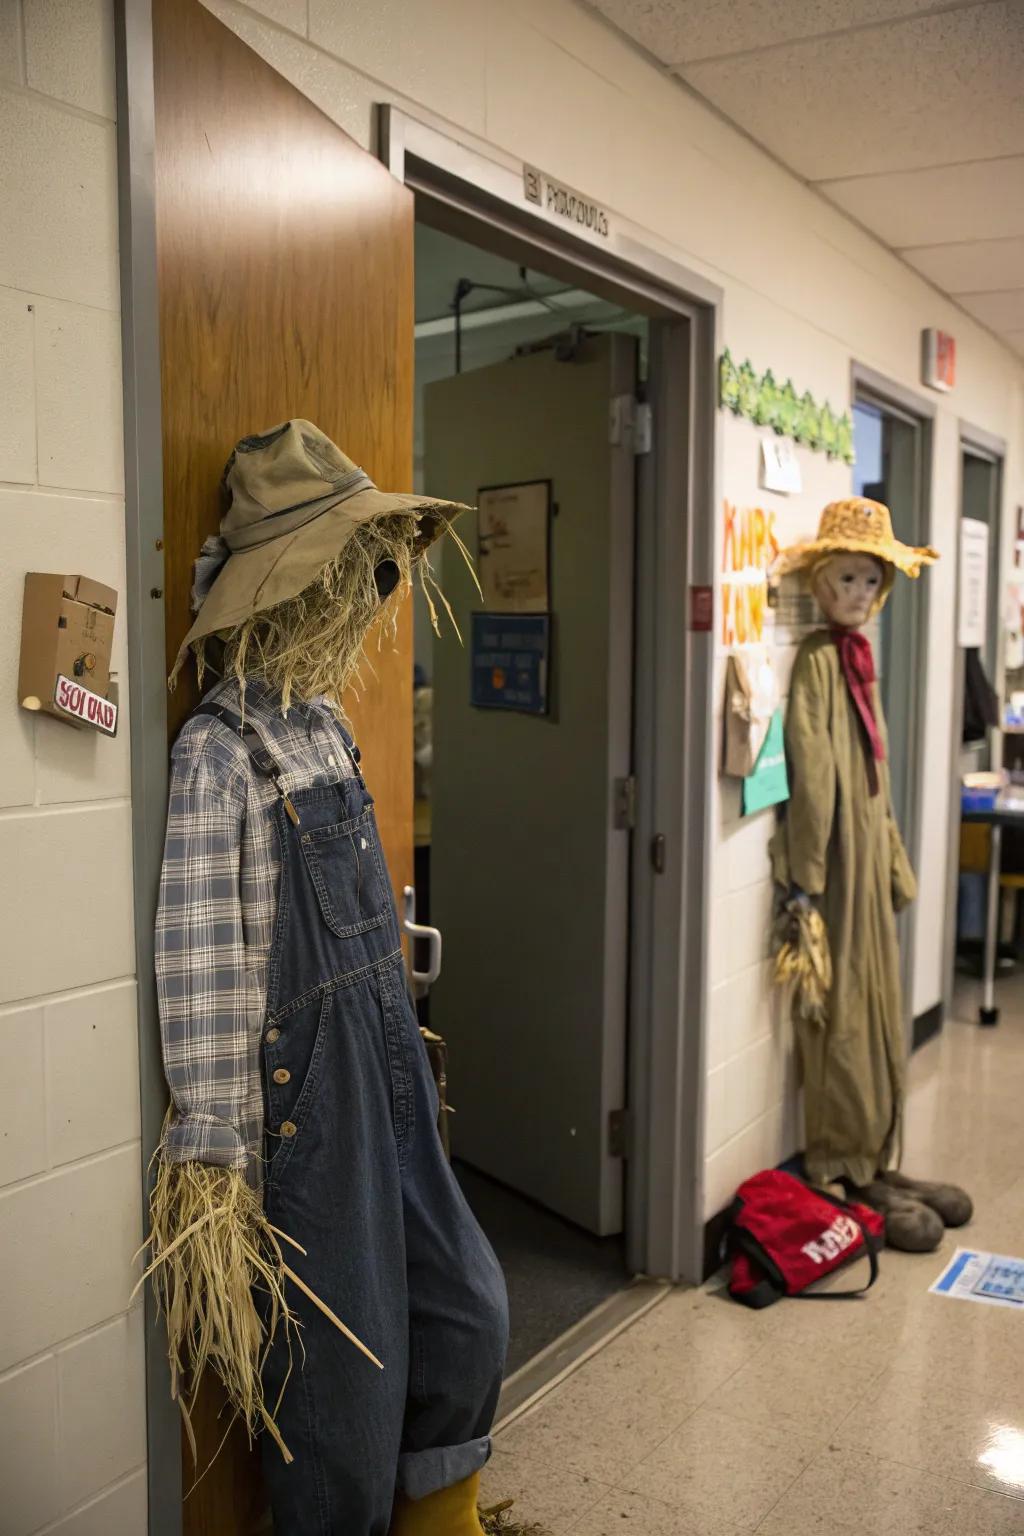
[471, 613, 550, 715]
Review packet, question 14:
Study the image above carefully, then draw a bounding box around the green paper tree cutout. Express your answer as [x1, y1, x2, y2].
[737, 359, 760, 419]
[719, 349, 741, 413]
[836, 412, 856, 465]
[755, 368, 779, 428]
[776, 378, 799, 439]
[715, 352, 856, 465]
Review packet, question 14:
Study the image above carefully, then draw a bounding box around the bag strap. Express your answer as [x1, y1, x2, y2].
[725, 1224, 786, 1309]
[797, 1187, 881, 1300]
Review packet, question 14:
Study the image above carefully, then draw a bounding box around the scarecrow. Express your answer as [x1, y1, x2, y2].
[145, 421, 513, 1535]
[770, 497, 972, 1252]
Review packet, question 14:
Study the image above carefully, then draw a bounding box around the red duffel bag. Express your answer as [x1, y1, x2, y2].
[725, 1169, 884, 1308]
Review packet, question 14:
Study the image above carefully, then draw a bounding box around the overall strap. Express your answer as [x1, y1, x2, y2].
[190, 701, 301, 826]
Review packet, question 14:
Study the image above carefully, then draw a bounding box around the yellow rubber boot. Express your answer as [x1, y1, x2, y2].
[389, 1473, 485, 1536]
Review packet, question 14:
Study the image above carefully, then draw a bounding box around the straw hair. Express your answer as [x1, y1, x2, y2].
[194, 510, 475, 714]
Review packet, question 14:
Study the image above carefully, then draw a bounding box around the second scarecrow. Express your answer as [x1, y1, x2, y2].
[770, 497, 972, 1252]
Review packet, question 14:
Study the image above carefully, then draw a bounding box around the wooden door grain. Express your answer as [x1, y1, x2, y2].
[153, 0, 415, 1527]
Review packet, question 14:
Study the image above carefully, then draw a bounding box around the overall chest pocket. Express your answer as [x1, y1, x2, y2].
[300, 809, 389, 937]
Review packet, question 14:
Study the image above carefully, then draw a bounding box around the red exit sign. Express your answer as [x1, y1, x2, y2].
[922, 329, 956, 392]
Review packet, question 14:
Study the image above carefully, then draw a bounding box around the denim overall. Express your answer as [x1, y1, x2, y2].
[199, 705, 509, 1535]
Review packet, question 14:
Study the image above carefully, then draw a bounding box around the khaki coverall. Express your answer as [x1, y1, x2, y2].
[770, 631, 918, 1188]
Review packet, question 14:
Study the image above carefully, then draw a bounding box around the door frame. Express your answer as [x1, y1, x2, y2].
[849, 362, 934, 1050]
[381, 107, 721, 1284]
[942, 422, 1007, 1016]
[114, 3, 183, 1533]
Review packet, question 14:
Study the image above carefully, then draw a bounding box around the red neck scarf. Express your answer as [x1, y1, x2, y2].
[832, 628, 884, 795]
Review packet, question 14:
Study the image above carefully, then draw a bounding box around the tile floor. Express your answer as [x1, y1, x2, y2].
[481, 980, 1024, 1533]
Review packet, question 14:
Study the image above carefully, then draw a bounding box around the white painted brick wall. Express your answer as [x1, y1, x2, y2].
[0, 2, 144, 1531]
[203, 0, 1024, 1227]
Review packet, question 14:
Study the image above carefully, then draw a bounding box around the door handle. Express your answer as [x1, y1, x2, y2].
[403, 885, 443, 991]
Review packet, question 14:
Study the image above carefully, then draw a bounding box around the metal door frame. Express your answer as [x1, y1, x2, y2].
[942, 423, 1007, 1015]
[113, 3, 182, 1533]
[381, 107, 721, 1284]
[850, 363, 934, 1048]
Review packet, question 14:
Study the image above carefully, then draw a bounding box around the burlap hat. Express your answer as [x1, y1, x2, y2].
[773, 496, 938, 581]
[173, 419, 469, 676]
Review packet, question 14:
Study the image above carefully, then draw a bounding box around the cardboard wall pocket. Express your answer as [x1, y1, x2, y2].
[19, 574, 119, 735]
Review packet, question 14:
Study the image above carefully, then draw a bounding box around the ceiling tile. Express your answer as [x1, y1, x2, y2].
[820, 157, 1024, 247]
[902, 236, 1024, 293]
[956, 289, 1024, 330]
[588, 0, 949, 66]
[679, 3, 1024, 180]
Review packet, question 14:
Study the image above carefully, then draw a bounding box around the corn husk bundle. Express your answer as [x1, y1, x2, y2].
[134, 1157, 382, 1467]
[772, 897, 832, 1026]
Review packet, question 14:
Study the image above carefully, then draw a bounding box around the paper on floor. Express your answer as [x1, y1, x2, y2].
[930, 1247, 1024, 1309]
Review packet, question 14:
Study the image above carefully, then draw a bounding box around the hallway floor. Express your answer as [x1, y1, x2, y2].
[481, 980, 1024, 1533]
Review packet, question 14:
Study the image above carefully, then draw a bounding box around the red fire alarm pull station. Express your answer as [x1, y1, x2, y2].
[19, 574, 119, 736]
[690, 585, 714, 632]
[922, 329, 956, 393]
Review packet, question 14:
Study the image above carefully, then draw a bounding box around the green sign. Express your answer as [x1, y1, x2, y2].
[742, 708, 790, 817]
[719, 349, 855, 465]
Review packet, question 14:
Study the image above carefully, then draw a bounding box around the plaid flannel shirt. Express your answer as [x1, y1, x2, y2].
[155, 677, 356, 1183]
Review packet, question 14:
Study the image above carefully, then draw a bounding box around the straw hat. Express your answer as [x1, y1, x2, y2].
[773, 497, 938, 581]
[173, 419, 469, 675]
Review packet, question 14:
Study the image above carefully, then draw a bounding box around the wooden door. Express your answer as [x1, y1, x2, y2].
[425, 334, 637, 1237]
[153, 0, 414, 1527]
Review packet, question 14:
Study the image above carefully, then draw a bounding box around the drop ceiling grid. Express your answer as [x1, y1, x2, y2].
[588, 0, 1024, 354]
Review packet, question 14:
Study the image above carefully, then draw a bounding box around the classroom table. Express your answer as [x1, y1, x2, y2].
[962, 792, 1024, 1025]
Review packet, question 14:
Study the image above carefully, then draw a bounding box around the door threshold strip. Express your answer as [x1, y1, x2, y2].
[494, 1276, 672, 1433]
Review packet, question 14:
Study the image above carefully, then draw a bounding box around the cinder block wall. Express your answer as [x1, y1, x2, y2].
[0, 3, 145, 1532]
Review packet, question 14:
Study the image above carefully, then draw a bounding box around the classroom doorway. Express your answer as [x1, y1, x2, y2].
[410, 220, 647, 1373]
[851, 379, 931, 1048]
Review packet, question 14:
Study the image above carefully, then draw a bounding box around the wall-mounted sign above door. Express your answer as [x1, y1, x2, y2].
[523, 164, 611, 240]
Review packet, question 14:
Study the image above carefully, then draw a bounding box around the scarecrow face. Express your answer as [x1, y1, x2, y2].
[813, 553, 887, 629]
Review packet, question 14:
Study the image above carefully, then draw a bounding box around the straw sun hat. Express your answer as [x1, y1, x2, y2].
[773, 496, 938, 582]
[173, 419, 469, 677]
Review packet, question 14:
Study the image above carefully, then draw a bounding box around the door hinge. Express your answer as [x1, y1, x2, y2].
[613, 775, 637, 830]
[608, 396, 652, 455]
[608, 1108, 630, 1159]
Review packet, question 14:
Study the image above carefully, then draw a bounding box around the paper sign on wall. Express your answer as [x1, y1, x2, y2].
[759, 436, 802, 495]
[959, 518, 990, 649]
[478, 481, 550, 613]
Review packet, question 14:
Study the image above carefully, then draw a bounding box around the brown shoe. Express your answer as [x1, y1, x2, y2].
[856, 1181, 944, 1252]
[878, 1170, 973, 1228]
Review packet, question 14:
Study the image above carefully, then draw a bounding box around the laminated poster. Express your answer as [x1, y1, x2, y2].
[470, 613, 550, 716]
